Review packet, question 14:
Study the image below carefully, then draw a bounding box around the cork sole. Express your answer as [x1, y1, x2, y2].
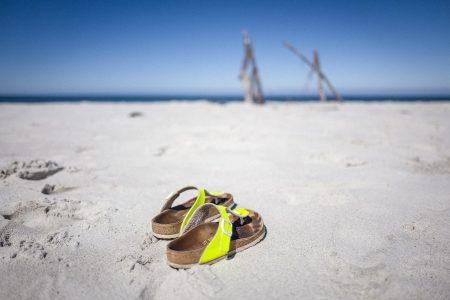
[167, 225, 266, 269]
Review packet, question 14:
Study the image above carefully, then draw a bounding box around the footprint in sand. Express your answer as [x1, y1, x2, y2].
[0, 219, 48, 260]
[0, 198, 95, 261]
[0, 160, 64, 180]
[2, 198, 88, 232]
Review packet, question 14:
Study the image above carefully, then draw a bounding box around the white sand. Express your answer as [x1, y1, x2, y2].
[1, 101, 449, 299]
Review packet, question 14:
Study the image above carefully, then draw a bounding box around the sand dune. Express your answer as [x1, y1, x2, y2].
[1, 102, 450, 299]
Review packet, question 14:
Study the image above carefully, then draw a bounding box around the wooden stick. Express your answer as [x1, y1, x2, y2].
[314, 50, 326, 102]
[284, 41, 343, 102]
[240, 31, 265, 104]
[240, 69, 253, 103]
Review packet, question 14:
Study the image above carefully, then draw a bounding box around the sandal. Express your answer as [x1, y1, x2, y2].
[166, 203, 266, 268]
[151, 186, 234, 239]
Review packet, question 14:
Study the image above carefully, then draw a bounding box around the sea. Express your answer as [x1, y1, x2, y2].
[0, 95, 449, 103]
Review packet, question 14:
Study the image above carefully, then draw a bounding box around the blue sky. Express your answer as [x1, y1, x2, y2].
[0, 0, 449, 95]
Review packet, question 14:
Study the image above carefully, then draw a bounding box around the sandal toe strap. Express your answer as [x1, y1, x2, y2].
[181, 203, 247, 264]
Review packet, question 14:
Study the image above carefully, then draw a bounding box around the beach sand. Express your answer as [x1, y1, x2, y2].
[1, 101, 449, 299]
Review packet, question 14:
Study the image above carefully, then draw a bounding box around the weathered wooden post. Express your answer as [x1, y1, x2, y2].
[240, 31, 265, 104]
[313, 50, 326, 102]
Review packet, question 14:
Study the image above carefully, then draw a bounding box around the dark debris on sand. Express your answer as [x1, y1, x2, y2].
[0, 160, 64, 180]
[41, 184, 56, 195]
[128, 111, 144, 118]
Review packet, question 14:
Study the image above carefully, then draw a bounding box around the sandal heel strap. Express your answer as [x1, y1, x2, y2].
[160, 186, 198, 212]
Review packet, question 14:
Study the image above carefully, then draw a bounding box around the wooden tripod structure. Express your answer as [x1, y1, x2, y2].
[240, 31, 264, 104]
[284, 42, 342, 102]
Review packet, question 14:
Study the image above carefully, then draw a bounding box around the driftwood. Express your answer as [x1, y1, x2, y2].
[284, 42, 342, 102]
[239, 31, 264, 104]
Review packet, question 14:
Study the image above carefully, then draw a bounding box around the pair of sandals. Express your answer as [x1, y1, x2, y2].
[151, 186, 266, 269]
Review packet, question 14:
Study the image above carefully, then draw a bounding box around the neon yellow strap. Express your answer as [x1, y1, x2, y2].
[180, 188, 206, 232]
[209, 191, 225, 197]
[199, 205, 232, 264]
[179, 189, 226, 232]
[181, 204, 250, 264]
[229, 207, 249, 217]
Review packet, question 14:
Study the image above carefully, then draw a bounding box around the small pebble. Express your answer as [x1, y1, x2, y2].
[41, 184, 56, 195]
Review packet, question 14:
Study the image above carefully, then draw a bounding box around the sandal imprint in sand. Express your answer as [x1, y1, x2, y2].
[166, 203, 266, 268]
[151, 186, 234, 239]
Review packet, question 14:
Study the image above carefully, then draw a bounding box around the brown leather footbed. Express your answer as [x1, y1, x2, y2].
[151, 193, 234, 237]
[166, 210, 265, 266]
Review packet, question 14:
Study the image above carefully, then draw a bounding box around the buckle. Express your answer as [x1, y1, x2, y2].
[221, 218, 233, 237]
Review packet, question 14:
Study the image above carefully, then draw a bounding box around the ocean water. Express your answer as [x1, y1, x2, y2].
[0, 95, 449, 103]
